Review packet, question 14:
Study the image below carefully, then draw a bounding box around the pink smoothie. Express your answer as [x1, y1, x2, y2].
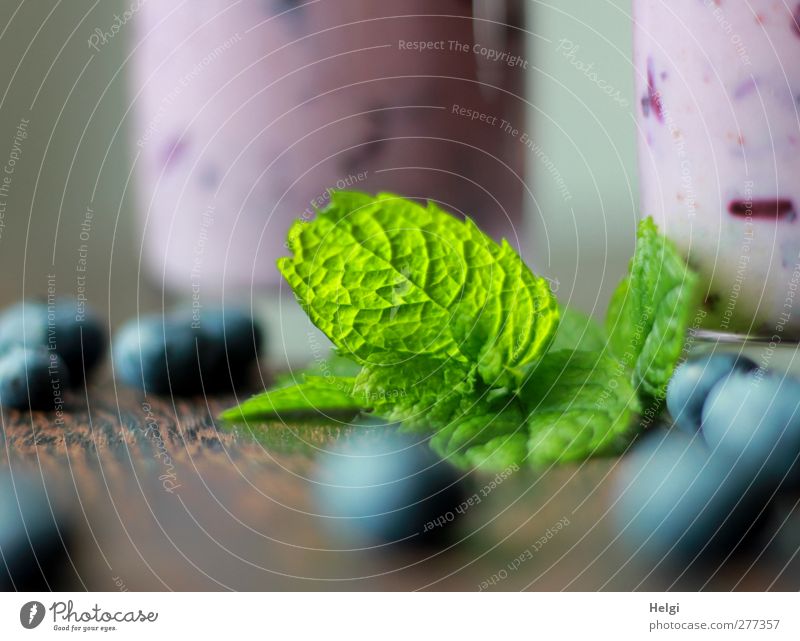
[131, 0, 527, 293]
[635, 0, 800, 336]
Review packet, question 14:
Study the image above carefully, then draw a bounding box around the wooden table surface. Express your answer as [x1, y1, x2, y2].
[2, 376, 799, 592]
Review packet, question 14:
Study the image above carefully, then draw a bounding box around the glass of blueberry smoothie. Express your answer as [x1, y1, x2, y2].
[634, 1, 800, 341]
[130, 0, 528, 295]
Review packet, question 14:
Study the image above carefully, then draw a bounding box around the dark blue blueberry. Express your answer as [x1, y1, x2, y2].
[113, 309, 261, 396]
[198, 307, 263, 384]
[702, 371, 800, 486]
[52, 299, 106, 383]
[0, 471, 73, 590]
[613, 429, 768, 562]
[0, 346, 69, 411]
[113, 314, 206, 396]
[666, 353, 757, 434]
[0, 298, 106, 386]
[315, 429, 469, 547]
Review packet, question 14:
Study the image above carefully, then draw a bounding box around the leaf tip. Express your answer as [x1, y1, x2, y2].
[218, 407, 243, 424]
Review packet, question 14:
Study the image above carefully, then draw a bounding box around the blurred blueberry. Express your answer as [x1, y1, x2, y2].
[113, 309, 261, 396]
[0, 346, 70, 411]
[113, 314, 206, 396]
[51, 299, 106, 383]
[0, 471, 73, 590]
[667, 353, 756, 434]
[702, 371, 800, 487]
[0, 302, 45, 348]
[0, 298, 106, 385]
[613, 429, 768, 562]
[197, 307, 263, 385]
[316, 429, 469, 547]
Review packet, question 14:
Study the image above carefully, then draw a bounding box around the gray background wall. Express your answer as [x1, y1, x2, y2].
[0, 0, 637, 331]
[527, 0, 637, 316]
[0, 0, 151, 326]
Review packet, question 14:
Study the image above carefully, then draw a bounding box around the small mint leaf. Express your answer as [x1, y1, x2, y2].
[353, 357, 479, 430]
[522, 350, 641, 467]
[550, 307, 607, 353]
[430, 408, 526, 471]
[219, 376, 366, 422]
[273, 351, 361, 388]
[605, 217, 699, 399]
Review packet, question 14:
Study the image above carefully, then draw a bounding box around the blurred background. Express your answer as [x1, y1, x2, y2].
[0, 0, 637, 340]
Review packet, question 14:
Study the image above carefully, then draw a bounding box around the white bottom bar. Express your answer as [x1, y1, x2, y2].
[1, 592, 797, 639]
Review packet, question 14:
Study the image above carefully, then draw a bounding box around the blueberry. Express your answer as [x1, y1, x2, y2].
[0, 298, 106, 385]
[315, 429, 469, 547]
[113, 314, 206, 396]
[667, 353, 757, 434]
[197, 308, 263, 384]
[613, 429, 768, 562]
[113, 309, 259, 396]
[0, 346, 70, 411]
[702, 371, 800, 486]
[52, 299, 106, 383]
[0, 471, 74, 590]
[0, 302, 45, 348]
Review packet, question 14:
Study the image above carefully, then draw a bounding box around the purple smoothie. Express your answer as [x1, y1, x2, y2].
[131, 0, 527, 293]
[635, 0, 800, 336]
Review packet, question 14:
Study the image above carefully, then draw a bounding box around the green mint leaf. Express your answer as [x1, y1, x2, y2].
[355, 355, 528, 471]
[429, 349, 639, 471]
[522, 350, 641, 466]
[277, 192, 559, 389]
[634, 281, 699, 398]
[353, 357, 479, 430]
[219, 376, 367, 422]
[430, 407, 527, 471]
[605, 217, 699, 399]
[273, 350, 361, 388]
[550, 307, 607, 353]
[605, 276, 629, 358]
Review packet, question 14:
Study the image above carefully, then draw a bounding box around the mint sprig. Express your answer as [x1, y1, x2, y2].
[222, 195, 698, 471]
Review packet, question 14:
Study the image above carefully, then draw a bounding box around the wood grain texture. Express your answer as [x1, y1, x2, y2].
[2, 381, 799, 591]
